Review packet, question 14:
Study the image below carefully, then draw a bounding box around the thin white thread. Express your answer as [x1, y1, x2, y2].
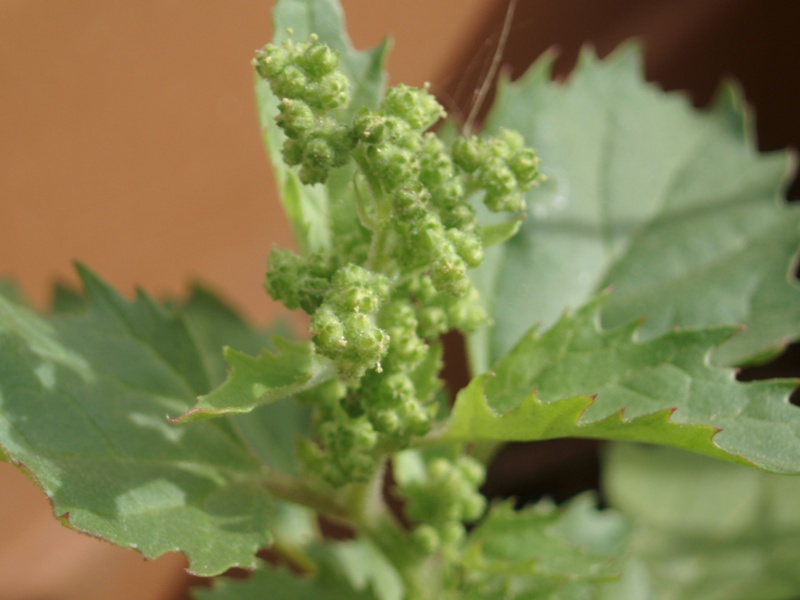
[463, 0, 518, 135]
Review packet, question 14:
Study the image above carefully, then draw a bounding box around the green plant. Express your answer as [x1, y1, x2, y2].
[2, 0, 799, 597]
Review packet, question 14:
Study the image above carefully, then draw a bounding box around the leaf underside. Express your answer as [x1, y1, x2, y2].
[471, 45, 800, 373]
[0, 267, 313, 576]
[604, 444, 800, 600]
[443, 297, 800, 474]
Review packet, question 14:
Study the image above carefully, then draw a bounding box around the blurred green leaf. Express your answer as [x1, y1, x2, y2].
[604, 444, 800, 599]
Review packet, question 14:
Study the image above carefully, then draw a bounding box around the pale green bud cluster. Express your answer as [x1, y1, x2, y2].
[398, 455, 487, 553]
[264, 248, 335, 313]
[309, 264, 391, 380]
[257, 35, 541, 486]
[297, 380, 380, 487]
[452, 129, 541, 212]
[254, 33, 353, 184]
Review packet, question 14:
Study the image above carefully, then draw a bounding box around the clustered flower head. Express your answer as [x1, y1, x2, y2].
[398, 454, 487, 553]
[255, 33, 541, 487]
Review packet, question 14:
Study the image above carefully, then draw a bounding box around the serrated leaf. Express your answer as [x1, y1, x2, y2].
[604, 444, 800, 600]
[0, 268, 309, 576]
[172, 338, 333, 423]
[178, 284, 277, 385]
[193, 540, 398, 600]
[460, 495, 630, 598]
[441, 297, 800, 473]
[256, 0, 389, 254]
[177, 285, 314, 475]
[473, 44, 800, 371]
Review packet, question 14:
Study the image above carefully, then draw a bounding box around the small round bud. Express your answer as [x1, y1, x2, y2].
[282, 139, 304, 166]
[300, 41, 340, 77]
[309, 71, 350, 109]
[508, 147, 540, 186]
[456, 456, 486, 487]
[417, 305, 447, 339]
[344, 313, 389, 364]
[381, 84, 445, 131]
[371, 408, 400, 433]
[276, 98, 314, 139]
[353, 109, 387, 144]
[412, 525, 440, 554]
[440, 522, 466, 545]
[451, 136, 485, 173]
[460, 494, 487, 522]
[253, 44, 288, 79]
[447, 229, 483, 268]
[273, 64, 308, 100]
[310, 305, 347, 356]
[430, 255, 470, 297]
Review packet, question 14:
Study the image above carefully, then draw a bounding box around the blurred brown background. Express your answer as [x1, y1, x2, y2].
[1, 0, 798, 598]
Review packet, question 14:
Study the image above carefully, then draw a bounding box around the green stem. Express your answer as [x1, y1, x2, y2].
[260, 467, 351, 525]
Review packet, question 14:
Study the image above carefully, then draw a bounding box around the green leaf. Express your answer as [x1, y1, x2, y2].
[479, 218, 524, 249]
[0, 268, 297, 576]
[178, 284, 277, 385]
[604, 444, 800, 600]
[255, 0, 389, 254]
[441, 297, 800, 473]
[177, 285, 314, 475]
[460, 495, 630, 598]
[474, 44, 800, 371]
[193, 539, 401, 600]
[172, 338, 334, 423]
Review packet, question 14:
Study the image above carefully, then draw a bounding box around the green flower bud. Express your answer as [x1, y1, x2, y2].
[253, 44, 288, 79]
[460, 494, 487, 522]
[343, 313, 389, 365]
[282, 138, 303, 166]
[272, 64, 308, 100]
[451, 136, 485, 173]
[371, 408, 400, 433]
[303, 137, 334, 167]
[494, 128, 525, 152]
[430, 255, 470, 297]
[391, 187, 427, 222]
[300, 40, 340, 77]
[401, 399, 432, 436]
[456, 456, 486, 487]
[307, 71, 350, 109]
[412, 525, 440, 554]
[446, 229, 483, 268]
[440, 521, 466, 545]
[508, 147, 540, 186]
[310, 305, 347, 356]
[276, 98, 314, 139]
[381, 84, 445, 131]
[446, 292, 487, 333]
[353, 108, 387, 144]
[420, 134, 453, 187]
[417, 305, 447, 339]
[365, 143, 418, 192]
[442, 203, 477, 231]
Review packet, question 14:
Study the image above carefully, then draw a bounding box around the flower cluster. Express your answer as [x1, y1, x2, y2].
[398, 455, 487, 553]
[253, 32, 353, 184]
[256, 33, 541, 486]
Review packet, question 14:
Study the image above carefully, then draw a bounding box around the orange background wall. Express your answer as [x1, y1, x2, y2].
[0, 0, 492, 323]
